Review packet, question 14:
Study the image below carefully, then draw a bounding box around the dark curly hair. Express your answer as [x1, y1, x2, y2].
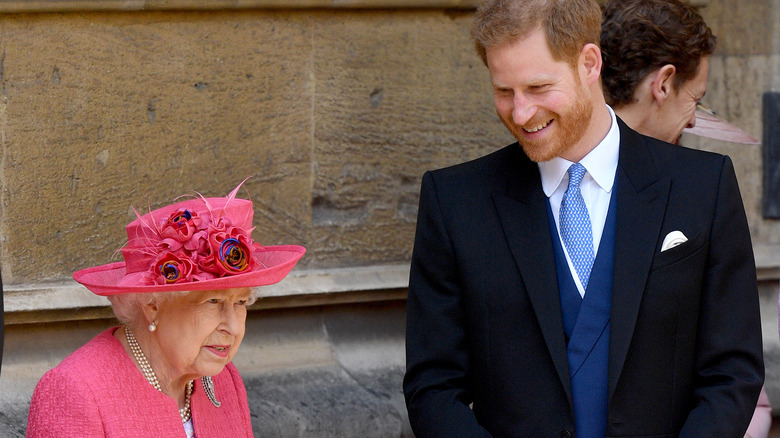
[472, 0, 602, 68]
[600, 0, 716, 107]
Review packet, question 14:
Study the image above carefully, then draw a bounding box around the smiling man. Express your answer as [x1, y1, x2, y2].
[403, 0, 764, 437]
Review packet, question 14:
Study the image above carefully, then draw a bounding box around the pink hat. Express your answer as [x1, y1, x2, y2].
[74, 182, 305, 296]
[684, 104, 760, 145]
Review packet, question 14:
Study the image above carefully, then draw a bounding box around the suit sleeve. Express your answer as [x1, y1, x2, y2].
[403, 171, 492, 438]
[679, 156, 764, 437]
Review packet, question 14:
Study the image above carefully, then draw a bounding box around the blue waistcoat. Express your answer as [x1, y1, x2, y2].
[546, 188, 617, 438]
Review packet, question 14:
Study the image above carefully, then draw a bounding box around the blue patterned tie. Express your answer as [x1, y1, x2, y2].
[560, 163, 594, 289]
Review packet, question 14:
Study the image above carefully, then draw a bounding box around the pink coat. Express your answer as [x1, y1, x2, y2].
[27, 327, 254, 437]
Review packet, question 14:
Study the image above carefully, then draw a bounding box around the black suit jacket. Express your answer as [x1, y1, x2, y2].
[403, 119, 764, 438]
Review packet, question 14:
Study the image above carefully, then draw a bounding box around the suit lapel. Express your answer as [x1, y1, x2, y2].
[491, 145, 572, 399]
[608, 120, 671, 400]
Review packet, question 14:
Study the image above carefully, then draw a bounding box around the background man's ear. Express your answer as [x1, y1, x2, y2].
[651, 64, 677, 105]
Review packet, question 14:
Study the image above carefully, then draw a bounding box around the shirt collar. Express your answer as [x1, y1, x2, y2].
[538, 105, 621, 196]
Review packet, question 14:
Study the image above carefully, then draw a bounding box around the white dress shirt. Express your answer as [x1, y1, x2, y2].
[538, 105, 621, 297]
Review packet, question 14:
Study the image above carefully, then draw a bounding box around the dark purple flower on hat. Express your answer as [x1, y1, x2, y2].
[148, 251, 198, 285]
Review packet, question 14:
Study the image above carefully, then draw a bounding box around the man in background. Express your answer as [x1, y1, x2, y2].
[600, 1, 770, 436]
[601, 0, 759, 145]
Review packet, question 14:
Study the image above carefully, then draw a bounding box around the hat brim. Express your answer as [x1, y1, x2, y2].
[684, 109, 760, 144]
[73, 245, 305, 296]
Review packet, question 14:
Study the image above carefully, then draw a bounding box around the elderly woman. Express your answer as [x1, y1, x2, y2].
[26, 183, 305, 437]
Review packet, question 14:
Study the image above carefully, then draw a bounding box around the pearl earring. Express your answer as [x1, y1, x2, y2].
[148, 322, 157, 332]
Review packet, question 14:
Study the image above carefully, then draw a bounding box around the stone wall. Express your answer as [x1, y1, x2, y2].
[0, 6, 510, 285]
[0, 0, 775, 284]
[1, 0, 779, 436]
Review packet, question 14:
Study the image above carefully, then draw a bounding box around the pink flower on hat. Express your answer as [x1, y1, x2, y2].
[159, 209, 210, 254]
[74, 179, 306, 295]
[129, 188, 265, 285]
[146, 251, 199, 285]
[200, 227, 262, 276]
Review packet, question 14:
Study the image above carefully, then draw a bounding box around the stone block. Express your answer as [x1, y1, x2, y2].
[699, 0, 775, 56]
[246, 365, 407, 438]
[0, 11, 313, 284]
[308, 9, 512, 268]
[0, 8, 516, 284]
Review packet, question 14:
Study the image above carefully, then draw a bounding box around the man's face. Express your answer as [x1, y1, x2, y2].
[487, 28, 593, 163]
[658, 57, 709, 144]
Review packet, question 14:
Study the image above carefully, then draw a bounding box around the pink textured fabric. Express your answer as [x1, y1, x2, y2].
[27, 328, 254, 438]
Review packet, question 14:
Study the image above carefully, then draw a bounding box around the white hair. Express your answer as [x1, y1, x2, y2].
[107, 288, 258, 327]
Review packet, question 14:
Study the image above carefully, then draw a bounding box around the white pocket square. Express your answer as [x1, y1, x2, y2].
[661, 231, 688, 252]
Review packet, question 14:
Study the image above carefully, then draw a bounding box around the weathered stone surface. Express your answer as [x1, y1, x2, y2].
[0, 11, 313, 283]
[308, 9, 511, 268]
[0, 0, 480, 12]
[775, 0, 780, 59]
[0, 8, 514, 283]
[246, 366, 406, 438]
[699, 0, 776, 56]
[1, 5, 773, 282]
[322, 300, 412, 436]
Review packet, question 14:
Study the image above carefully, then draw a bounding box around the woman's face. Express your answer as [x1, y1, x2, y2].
[153, 287, 251, 379]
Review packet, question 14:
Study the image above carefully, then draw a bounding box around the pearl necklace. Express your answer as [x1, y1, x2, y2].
[125, 326, 193, 423]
